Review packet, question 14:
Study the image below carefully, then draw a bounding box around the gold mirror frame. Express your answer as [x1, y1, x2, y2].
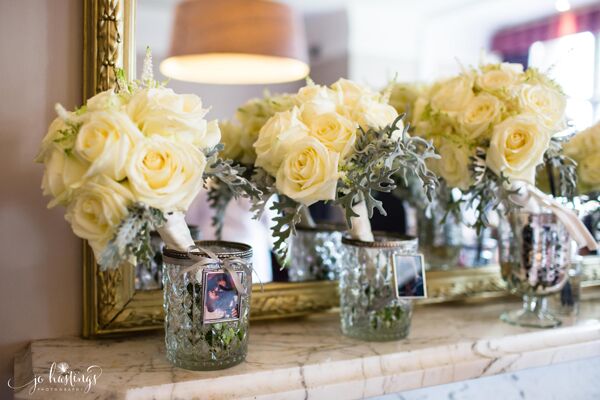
[81, 0, 600, 338]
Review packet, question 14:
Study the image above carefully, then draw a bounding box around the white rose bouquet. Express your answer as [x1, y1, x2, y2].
[563, 122, 600, 194]
[36, 51, 256, 269]
[246, 79, 438, 257]
[411, 62, 572, 229]
[207, 92, 295, 237]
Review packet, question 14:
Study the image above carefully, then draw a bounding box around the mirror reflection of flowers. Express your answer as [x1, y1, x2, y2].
[563, 122, 600, 195]
[399, 63, 572, 230]
[36, 48, 258, 270]
[218, 78, 439, 258]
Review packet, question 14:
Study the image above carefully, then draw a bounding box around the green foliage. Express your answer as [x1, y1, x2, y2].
[336, 115, 439, 228]
[98, 203, 166, 270]
[204, 145, 263, 238]
[248, 167, 277, 219]
[52, 120, 82, 156]
[465, 148, 518, 233]
[269, 195, 303, 262]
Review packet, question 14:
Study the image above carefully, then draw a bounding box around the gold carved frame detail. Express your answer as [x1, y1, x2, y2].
[81, 0, 600, 337]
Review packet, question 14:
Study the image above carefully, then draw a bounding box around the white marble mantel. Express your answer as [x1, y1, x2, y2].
[13, 298, 600, 400]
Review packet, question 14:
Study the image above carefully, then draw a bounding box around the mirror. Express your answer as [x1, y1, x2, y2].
[83, 0, 600, 337]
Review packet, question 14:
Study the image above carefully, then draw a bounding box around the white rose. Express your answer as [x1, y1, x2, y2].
[517, 84, 566, 131]
[86, 89, 124, 111]
[36, 115, 75, 161]
[578, 154, 600, 192]
[65, 175, 133, 259]
[351, 97, 399, 131]
[127, 136, 207, 212]
[276, 137, 340, 206]
[477, 63, 523, 92]
[331, 78, 376, 107]
[430, 75, 474, 114]
[41, 148, 88, 207]
[219, 120, 255, 165]
[458, 92, 503, 140]
[563, 123, 600, 161]
[429, 142, 472, 190]
[75, 111, 143, 181]
[127, 87, 220, 148]
[296, 84, 336, 104]
[297, 85, 337, 121]
[388, 83, 421, 119]
[486, 115, 551, 183]
[308, 112, 357, 158]
[254, 107, 309, 176]
[411, 97, 429, 130]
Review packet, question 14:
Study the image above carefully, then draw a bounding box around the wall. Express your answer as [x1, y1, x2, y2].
[0, 1, 83, 398]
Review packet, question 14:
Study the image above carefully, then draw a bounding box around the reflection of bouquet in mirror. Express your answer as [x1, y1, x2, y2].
[208, 92, 295, 238]
[406, 62, 570, 231]
[563, 121, 600, 195]
[242, 79, 438, 258]
[36, 49, 257, 270]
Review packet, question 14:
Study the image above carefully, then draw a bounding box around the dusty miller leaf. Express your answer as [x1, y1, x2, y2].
[269, 195, 303, 262]
[204, 145, 263, 237]
[335, 115, 439, 228]
[98, 203, 166, 270]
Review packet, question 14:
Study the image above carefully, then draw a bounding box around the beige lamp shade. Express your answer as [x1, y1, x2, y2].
[160, 0, 310, 84]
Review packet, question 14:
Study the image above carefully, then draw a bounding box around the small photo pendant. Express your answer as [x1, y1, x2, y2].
[392, 254, 427, 299]
[202, 269, 244, 324]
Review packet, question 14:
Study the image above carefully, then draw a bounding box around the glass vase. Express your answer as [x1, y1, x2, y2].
[549, 255, 582, 317]
[339, 234, 418, 341]
[162, 241, 252, 370]
[288, 225, 344, 281]
[498, 212, 570, 328]
[417, 203, 461, 270]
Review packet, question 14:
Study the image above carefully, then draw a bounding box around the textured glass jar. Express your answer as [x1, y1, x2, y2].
[339, 234, 418, 341]
[498, 212, 570, 328]
[162, 241, 252, 370]
[417, 204, 461, 270]
[288, 225, 344, 281]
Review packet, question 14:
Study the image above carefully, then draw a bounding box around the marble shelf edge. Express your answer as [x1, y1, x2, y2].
[124, 322, 600, 400]
[14, 320, 600, 400]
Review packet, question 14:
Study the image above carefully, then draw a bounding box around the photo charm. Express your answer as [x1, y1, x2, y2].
[202, 270, 244, 324]
[393, 254, 427, 299]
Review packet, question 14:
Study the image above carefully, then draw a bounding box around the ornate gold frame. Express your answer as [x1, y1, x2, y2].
[81, 0, 600, 338]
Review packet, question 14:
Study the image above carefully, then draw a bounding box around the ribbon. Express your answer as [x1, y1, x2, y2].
[163, 245, 264, 296]
[509, 180, 598, 251]
[157, 212, 195, 252]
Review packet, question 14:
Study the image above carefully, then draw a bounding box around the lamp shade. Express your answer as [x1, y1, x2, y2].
[160, 0, 310, 84]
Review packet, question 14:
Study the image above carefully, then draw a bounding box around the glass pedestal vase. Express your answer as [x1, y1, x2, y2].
[498, 212, 570, 328]
[288, 225, 344, 281]
[162, 241, 252, 370]
[339, 234, 418, 341]
[417, 204, 461, 270]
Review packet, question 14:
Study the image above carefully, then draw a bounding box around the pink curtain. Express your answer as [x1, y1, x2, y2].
[492, 4, 600, 57]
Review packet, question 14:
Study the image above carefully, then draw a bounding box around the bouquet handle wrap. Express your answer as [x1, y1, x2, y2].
[509, 180, 598, 251]
[157, 212, 196, 252]
[349, 201, 375, 242]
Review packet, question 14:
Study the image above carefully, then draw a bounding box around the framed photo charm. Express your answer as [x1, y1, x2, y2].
[202, 270, 244, 324]
[393, 254, 427, 299]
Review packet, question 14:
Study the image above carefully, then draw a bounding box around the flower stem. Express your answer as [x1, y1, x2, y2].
[349, 200, 375, 242]
[298, 205, 316, 228]
[157, 212, 195, 251]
